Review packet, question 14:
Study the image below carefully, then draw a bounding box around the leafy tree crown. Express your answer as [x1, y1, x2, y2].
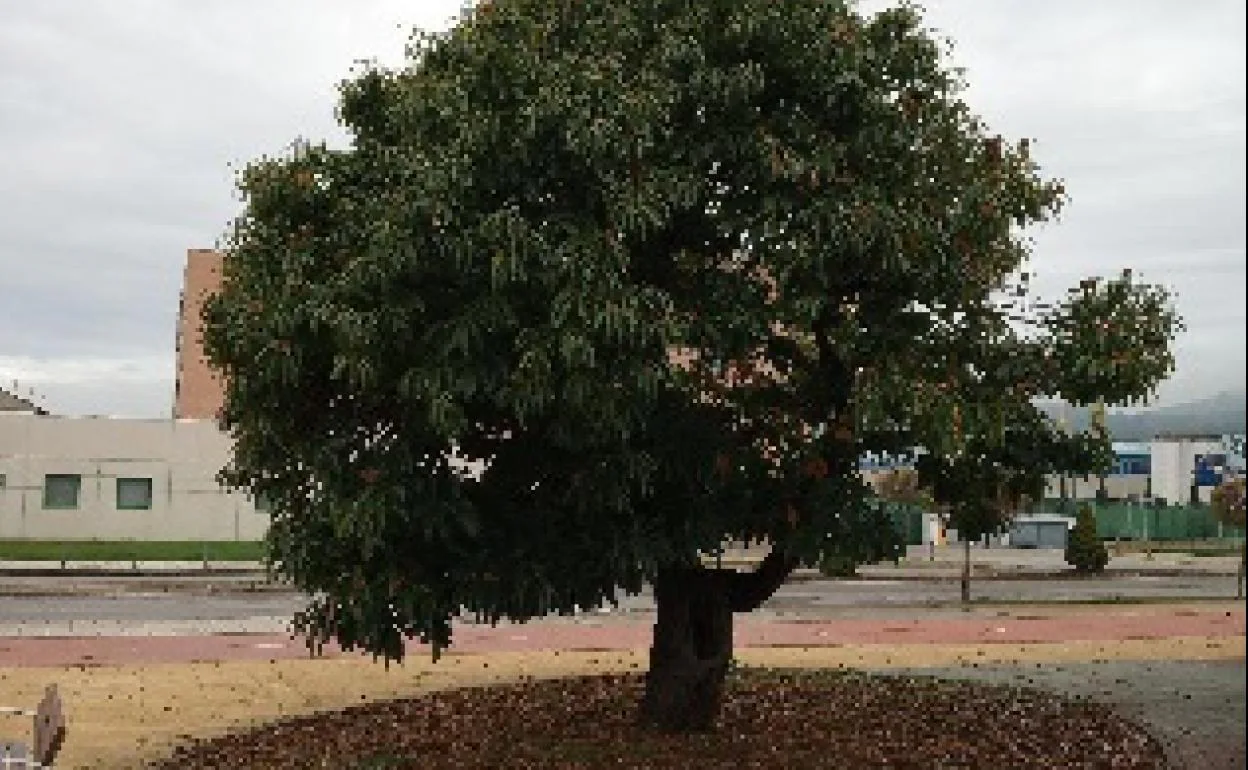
[203, 0, 1182, 660]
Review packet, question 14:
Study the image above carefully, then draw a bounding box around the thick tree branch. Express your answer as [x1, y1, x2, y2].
[813, 301, 854, 422]
[725, 547, 800, 612]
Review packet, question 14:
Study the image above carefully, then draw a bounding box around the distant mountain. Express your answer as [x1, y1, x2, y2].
[1035, 389, 1246, 441]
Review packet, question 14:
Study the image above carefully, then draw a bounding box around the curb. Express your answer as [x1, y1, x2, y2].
[0, 582, 296, 597]
[0, 567, 273, 579]
[1, 560, 1239, 577]
[851, 569, 1241, 580]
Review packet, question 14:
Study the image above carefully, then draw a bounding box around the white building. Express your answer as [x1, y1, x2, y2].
[0, 413, 269, 541]
[1220, 434, 1245, 475]
[1149, 434, 1225, 506]
[3, 403, 1242, 542]
[0, 411, 496, 542]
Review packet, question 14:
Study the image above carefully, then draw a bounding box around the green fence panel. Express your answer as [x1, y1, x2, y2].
[1093, 505, 1130, 539]
[1159, 507, 1186, 540]
[1185, 507, 1216, 539]
[882, 503, 927, 546]
[906, 507, 925, 545]
[888, 498, 1241, 544]
[1085, 502, 1244, 541]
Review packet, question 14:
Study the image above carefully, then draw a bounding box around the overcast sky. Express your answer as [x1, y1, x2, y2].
[1, 0, 1244, 418]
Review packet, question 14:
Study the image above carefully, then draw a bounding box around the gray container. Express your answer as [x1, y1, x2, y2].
[1008, 516, 1074, 549]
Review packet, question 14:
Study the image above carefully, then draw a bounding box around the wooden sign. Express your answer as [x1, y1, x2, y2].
[33, 684, 65, 767]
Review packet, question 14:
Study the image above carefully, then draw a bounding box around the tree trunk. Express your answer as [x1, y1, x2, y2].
[637, 567, 733, 733]
[638, 550, 798, 733]
[960, 538, 971, 603]
[1238, 540, 1244, 601]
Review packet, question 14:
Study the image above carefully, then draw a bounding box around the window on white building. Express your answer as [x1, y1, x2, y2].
[43, 474, 81, 509]
[116, 478, 154, 510]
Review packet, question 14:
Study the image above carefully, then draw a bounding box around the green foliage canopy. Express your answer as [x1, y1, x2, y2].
[203, 0, 1182, 662]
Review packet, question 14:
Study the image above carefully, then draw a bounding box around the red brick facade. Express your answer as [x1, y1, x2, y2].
[170, 249, 779, 425]
[173, 249, 226, 420]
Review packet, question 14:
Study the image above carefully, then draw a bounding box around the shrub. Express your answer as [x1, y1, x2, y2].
[1065, 503, 1109, 573]
[819, 553, 859, 578]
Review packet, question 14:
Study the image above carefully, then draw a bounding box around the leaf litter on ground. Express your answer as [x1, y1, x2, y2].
[150, 665, 1168, 769]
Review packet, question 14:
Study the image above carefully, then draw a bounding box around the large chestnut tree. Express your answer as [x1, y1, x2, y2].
[203, 0, 1182, 733]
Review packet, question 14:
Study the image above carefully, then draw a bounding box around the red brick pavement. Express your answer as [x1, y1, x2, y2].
[1, 609, 1242, 669]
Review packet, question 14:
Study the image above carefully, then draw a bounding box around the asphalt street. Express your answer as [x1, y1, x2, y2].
[0, 574, 1241, 625]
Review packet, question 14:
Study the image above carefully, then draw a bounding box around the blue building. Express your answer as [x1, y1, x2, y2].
[1109, 442, 1151, 476]
[857, 451, 917, 472]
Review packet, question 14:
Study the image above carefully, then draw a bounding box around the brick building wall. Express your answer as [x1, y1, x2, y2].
[173, 249, 226, 420]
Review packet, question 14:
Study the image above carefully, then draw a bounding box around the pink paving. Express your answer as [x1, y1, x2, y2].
[1, 610, 1242, 669]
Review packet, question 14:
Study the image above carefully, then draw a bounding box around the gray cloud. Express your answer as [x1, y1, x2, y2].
[1, 0, 1243, 416]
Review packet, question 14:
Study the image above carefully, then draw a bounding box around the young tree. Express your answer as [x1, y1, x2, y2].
[1065, 503, 1109, 574]
[203, 0, 1181, 733]
[913, 409, 1061, 602]
[1210, 476, 1246, 599]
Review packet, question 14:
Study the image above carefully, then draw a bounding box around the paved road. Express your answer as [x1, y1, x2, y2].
[0, 574, 1240, 629]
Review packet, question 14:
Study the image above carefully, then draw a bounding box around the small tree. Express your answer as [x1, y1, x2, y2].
[1210, 476, 1245, 599]
[1065, 503, 1108, 574]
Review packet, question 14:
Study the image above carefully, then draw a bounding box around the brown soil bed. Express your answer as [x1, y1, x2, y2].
[150, 666, 1168, 769]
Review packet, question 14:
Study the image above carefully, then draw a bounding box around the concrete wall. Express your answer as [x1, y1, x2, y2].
[0, 414, 267, 541]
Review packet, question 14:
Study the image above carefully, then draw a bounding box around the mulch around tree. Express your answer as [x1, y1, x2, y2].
[150, 665, 1168, 769]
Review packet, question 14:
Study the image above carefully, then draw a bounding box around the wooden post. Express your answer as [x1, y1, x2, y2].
[960, 538, 971, 604]
[1238, 539, 1244, 602]
[1093, 398, 1108, 500]
[1145, 505, 1153, 560]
